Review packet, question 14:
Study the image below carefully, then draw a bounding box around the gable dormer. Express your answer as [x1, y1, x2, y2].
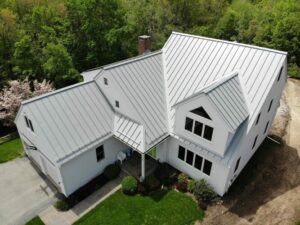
[173, 72, 249, 157]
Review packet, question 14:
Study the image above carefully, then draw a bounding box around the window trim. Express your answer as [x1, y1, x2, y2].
[185, 117, 194, 132]
[178, 145, 186, 161]
[96, 145, 105, 162]
[177, 146, 212, 176]
[185, 117, 214, 142]
[194, 155, 203, 171]
[193, 121, 203, 136]
[203, 159, 212, 176]
[186, 150, 194, 165]
[203, 125, 213, 141]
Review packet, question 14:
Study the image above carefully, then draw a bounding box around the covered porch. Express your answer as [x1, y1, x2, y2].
[118, 149, 158, 180]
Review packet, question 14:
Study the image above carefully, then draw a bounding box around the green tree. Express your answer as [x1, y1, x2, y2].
[0, 9, 18, 87]
[42, 43, 80, 88]
[65, 0, 128, 71]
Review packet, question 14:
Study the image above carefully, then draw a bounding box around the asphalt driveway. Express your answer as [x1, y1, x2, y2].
[0, 157, 57, 225]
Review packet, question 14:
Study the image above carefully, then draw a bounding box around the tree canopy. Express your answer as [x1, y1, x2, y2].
[0, 0, 299, 90]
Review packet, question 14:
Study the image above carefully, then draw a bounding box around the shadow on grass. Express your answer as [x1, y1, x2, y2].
[223, 137, 300, 221]
[148, 189, 169, 202]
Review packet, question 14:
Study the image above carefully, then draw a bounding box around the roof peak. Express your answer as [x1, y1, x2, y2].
[172, 71, 239, 107]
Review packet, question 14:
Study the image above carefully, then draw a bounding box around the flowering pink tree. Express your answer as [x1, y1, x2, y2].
[0, 78, 54, 127]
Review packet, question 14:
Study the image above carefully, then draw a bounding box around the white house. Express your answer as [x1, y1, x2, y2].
[15, 32, 287, 196]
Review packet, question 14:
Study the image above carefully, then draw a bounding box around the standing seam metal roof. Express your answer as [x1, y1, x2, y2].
[17, 31, 287, 165]
[96, 51, 169, 150]
[163, 32, 286, 131]
[114, 113, 143, 151]
[19, 81, 114, 163]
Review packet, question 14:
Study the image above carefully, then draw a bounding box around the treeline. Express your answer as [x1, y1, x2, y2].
[0, 0, 299, 89]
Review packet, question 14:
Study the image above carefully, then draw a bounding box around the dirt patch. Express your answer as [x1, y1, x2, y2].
[197, 78, 300, 225]
[270, 88, 290, 138]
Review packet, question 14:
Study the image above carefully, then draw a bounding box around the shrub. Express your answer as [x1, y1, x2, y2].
[54, 200, 70, 211]
[177, 173, 188, 183]
[176, 182, 187, 192]
[54, 173, 108, 210]
[103, 164, 120, 180]
[176, 173, 188, 192]
[144, 174, 161, 191]
[154, 163, 178, 186]
[122, 176, 138, 195]
[193, 179, 218, 204]
[187, 179, 197, 193]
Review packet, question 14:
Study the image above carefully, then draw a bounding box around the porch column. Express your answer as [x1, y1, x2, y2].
[141, 153, 145, 181]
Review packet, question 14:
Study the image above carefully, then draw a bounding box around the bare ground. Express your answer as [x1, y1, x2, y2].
[197, 78, 300, 225]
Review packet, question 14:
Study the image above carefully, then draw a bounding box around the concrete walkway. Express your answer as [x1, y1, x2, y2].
[39, 174, 124, 225]
[0, 157, 56, 225]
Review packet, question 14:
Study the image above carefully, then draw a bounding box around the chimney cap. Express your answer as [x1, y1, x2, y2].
[139, 35, 151, 39]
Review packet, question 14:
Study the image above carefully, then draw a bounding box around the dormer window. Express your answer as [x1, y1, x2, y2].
[24, 116, 34, 133]
[194, 121, 203, 136]
[203, 125, 213, 141]
[104, 77, 108, 85]
[190, 107, 211, 120]
[185, 117, 193, 132]
[185, 116, 214, 142]
[115, 100, 119, 108]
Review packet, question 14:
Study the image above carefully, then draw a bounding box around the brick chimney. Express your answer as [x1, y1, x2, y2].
[138, 35, 151, 55]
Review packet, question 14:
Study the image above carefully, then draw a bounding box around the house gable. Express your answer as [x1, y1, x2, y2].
[174, 92, 230, 157]
[94, 51, 169, 152]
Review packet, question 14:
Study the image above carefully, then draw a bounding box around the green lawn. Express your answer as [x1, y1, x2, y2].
[74, 190, 204, 225]
[25, 216, 45, 225]
[0, 138, 23, 163]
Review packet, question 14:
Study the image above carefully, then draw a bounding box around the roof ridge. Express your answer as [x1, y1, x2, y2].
[21, 80, 95, 105]
[103, 50, 162, 70]
[93, 50, 163, 81]
[202, 71, 239, 93]
[171, 31, 288, 55]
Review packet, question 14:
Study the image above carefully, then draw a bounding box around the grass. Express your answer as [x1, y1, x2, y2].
[73, 190, 204, 225]
[147, 147, 157, 158]
[25, 216, 45, 225]
[0, 138, 23, 163]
